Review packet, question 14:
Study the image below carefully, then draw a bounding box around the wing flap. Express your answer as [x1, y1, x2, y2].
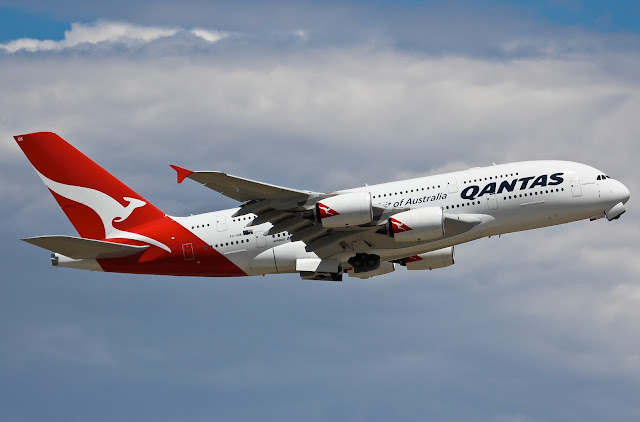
[22, 235, 149, 259]
[247, 209, 292, 227]
[296, 258, 340, 273]
[264, 217, 311, 236]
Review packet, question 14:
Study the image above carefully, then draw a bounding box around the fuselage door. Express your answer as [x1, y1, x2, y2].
[256, 230, 267, 248]
[486, 193, 498, 210]
[182, 243, 195, 261]
[447, 177, 458, 193]
[216, 215, 227, 231]
[571, 180, 583, 197]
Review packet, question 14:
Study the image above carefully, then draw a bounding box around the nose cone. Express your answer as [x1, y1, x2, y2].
[617, 181, 631, 204]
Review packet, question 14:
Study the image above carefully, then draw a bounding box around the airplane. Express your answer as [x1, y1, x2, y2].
[15, 132, 631, 281]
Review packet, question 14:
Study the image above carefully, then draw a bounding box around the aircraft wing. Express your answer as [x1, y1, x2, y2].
[170, 165, 318, 202]
[171, 165, 385, 256]
[170, 166, 481, 259]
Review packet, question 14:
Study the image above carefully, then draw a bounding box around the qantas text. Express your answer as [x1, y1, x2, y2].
[460, 173, 564, 200]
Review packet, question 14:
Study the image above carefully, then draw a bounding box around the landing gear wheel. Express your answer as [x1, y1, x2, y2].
[348, 253, 381, 274]
[330, 272, 343, 281]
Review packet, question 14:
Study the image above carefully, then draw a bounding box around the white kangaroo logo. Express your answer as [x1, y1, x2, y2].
[36, 170, 171, 253]
[317, 203, 339, 217]
[113, 197, 146, 222]
[390, 218, 411, 233]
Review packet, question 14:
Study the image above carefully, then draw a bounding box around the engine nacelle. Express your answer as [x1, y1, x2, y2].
[401, 247, 455, 270]
[314, 192, 373, 228]
[605, 202, 626, 221]
[386, 207, 444, 242]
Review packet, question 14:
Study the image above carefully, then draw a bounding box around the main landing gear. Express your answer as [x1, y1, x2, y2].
[348, 253, 381, 274]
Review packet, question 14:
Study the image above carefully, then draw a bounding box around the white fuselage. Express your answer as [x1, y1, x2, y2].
[171, 160, 630, 276]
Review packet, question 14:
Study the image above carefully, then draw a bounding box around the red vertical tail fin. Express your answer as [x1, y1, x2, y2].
[15, 132, 166, 240]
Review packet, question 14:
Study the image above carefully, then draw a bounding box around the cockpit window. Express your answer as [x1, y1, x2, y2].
[597, 174, 610, 180]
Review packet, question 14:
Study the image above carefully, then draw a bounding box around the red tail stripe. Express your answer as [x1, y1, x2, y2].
[15, 132, 166, 238]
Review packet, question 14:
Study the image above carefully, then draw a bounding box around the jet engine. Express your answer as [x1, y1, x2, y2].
[605, 202, 626, 221]
[384, 207, 445, 242]
[397, 247, 455, 270]
[311, 192, 373, 228]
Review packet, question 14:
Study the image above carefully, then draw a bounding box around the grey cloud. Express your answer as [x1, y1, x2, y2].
[1, 14, 639, 422]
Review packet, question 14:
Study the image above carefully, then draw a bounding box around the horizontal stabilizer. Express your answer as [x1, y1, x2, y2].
[22, 235, 149, 260]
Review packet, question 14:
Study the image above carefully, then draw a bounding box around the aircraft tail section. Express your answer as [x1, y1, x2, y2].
[15, 132, 166, 240]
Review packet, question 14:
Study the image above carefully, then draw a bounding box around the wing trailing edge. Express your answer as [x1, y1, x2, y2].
[170, 167, 318, 202]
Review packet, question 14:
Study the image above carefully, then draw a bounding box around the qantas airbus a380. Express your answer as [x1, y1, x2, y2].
[16, 132, 630, 281]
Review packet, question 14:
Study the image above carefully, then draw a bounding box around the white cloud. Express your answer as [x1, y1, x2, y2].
[0, 21, 180, 52]
[293, 29, 308, 40]
[190, 28, 228, 43]
[64, 21, 178, 45]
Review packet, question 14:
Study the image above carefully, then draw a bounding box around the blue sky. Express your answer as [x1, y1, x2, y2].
[1, 2, 640, 422]
[0, 7, 69, 41]
[2, 1, 640, 43]
[509, 0, 640, 32]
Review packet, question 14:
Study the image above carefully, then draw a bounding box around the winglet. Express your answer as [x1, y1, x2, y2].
[170, 165, 194, 184]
